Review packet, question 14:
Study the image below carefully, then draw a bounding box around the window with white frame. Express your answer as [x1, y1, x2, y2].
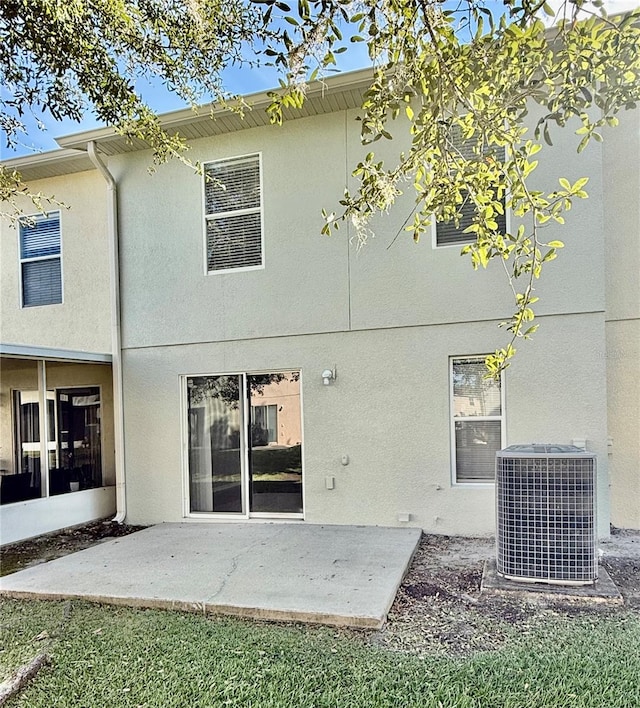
[204, 154, 263, 273]
[435, 135, 507, 247]
[450, 356, 504, 483]
[19, 212, 62, 307]
[252, 404, 277, 444]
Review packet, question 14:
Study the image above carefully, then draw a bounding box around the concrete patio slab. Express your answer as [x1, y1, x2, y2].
[0, 523, 421, 628]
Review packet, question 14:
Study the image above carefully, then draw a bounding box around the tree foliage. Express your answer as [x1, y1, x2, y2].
[2, 0, 639, 371]
[1, 0, 272, 214]
[265, 0, 640, 372]
[188, 372, 299, 407]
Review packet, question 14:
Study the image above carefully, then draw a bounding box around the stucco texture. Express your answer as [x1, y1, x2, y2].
[603, 108, 640, 529]
[121, 312, 609, 537]
[0, 170, 111, 354]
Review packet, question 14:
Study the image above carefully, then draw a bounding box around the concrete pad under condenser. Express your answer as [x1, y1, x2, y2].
[481, 559, 623, 604]
[0, 523, 422, 628]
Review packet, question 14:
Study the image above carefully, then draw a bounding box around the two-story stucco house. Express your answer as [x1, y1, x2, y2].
[1, 69, 638, 545]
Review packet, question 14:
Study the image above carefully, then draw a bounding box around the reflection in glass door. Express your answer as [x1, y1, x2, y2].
[248, 373, 302, 514]
[186, 375, 243, 513]
[55, 387, 102, 493]
[11, 390, 52, 501]
[185, 371, 303, 516]
[11, 387, 102, 500]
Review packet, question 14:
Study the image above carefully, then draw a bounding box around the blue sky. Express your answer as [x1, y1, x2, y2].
[2, 0, 637, 160]
[1, 42, 372, 160]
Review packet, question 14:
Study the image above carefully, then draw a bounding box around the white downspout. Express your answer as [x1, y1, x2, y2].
[87, 141, 126, 523]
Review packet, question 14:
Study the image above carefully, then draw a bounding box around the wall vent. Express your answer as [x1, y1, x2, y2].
[496, 444, 597, 585]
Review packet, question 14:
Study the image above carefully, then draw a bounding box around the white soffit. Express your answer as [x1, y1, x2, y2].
[1, 68, 374, 180]
[56, 68, 374, 156]
[1, 148, 95, 182]
[0, 343, 112, 364]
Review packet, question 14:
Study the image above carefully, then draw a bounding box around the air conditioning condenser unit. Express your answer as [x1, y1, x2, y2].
[496, 444, 597, 585]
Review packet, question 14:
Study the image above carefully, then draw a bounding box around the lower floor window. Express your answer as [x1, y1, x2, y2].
[2, 383, 102, 505]
[450, 356, 504, 483]
[185, 371, 302, 515]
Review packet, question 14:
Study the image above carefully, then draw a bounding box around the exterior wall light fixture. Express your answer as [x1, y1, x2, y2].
[322, 368, 336, 386]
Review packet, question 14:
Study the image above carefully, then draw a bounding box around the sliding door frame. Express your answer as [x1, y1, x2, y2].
[181, 369, 304, 521]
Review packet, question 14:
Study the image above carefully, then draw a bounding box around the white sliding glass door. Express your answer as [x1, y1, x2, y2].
[185, 371, 302, 517]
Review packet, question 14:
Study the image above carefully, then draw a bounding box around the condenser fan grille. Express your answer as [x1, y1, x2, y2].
[496, 447, 597, 584]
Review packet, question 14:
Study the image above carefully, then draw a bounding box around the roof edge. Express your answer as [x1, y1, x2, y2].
[1, 342, 112, 363]
[1, 148, 94, 171]
[56, 66, 375, 151]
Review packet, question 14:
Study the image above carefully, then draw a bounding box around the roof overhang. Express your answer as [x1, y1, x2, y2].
[56, 67, 374, 157]
[1, 68, 374, 181]
[0, 343, 112, 364]
[1, 148, 96, 182]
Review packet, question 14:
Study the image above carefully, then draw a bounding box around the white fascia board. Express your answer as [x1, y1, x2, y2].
[56, 66, 376, 151]
[0, 342, 112, 363]
[1, 148, 93, 170]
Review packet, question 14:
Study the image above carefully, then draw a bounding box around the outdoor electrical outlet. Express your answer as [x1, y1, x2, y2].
[325, 476, 335, 490]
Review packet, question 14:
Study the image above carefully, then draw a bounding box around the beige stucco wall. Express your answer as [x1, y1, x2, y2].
[346, 109, 606, 330]
[109, 108, 606, 349]
[0, 170, 111, 353]
[605, 321, 640, 530]
[121, 312, 609, 537]
[105, 100, 613, 536]
[603, 108, 640, 530]
[109, 113, 351, 349]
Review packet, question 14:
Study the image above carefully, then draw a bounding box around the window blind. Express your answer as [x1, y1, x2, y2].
[204, 156, 262, 272]
[435, 198, 507, 247]
[451, 356, 503, 482]
[19, 213, 62, 307]
[204, 158, 261, 214]
[206, 213, 262, 272]
[452, 358, 502, 417]
[436, 134, 506, 247]
[20, 215, 61, 259]
[22, 259, 62, 307]
[455, 420, 502, 481]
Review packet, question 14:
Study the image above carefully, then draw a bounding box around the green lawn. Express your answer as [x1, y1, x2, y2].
[1, 599, 639, 707]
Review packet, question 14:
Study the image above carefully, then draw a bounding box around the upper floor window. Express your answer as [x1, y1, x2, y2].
[434, 136, 507, 248]
[19, 212, 62, 307]
[450, 355, 504, 483]
[204, 154, 263, 273]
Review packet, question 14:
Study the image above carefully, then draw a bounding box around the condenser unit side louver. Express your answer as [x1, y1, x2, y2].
[496, 444, 597, 586]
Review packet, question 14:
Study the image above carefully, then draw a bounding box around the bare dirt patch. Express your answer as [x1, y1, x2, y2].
[0, 519, 146, 577]
[374, 529, 640, 657]
[599, 528, 640, 609]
